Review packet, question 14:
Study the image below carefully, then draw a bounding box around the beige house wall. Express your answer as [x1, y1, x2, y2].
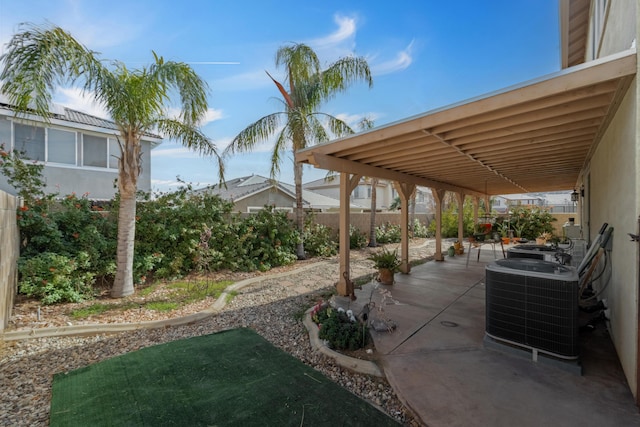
[589, 79, 638, 395]
[233, 190, 295, 213]
[0, 190, 19, 331]
[584, 0, 640, 397]
[584, 0, 640, 396]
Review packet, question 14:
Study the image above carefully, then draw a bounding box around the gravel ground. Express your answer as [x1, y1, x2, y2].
[0, 240, 441, 426]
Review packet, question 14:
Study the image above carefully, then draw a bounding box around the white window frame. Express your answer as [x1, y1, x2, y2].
[81, 132, 119, 170]
[46, 127, 77, 165]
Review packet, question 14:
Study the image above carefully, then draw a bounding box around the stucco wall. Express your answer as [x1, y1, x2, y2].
[0, 140, 153, 200]
[234, 190, 295, 213]
[589, 78, 638, 395]
[583, 0, 640, 397]
[0, 190, 19, 331]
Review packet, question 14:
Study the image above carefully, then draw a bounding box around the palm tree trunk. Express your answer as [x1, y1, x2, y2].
[294, 159, 306, 259]
[112, 192, 136, 297]
[368, 178, 378, 247]
[111, 136, 141, 297]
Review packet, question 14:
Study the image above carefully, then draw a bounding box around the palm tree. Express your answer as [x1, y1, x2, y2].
[0, 23, 223, 297]
[226, 43, 372, 259]
[356, 117, 379, 247]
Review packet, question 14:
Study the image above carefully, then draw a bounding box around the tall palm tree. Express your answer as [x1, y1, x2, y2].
[0, 23, 223, 297]
[226, 43, 372, 259]
[356, 117, 379, 247]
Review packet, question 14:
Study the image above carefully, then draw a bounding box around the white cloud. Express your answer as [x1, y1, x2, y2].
[202, 108, 224, 125]
[54, 87, 110, 118]
[335, 112, 383, 129]
[371, 40, 414, 76]
[308, 14, 357, 50]
[307, 14, 359, 61]
[211, 14, 360, 92]
[165, 106, 224, 126]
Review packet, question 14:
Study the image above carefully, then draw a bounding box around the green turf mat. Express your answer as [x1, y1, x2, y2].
[50, 328, 399, 426]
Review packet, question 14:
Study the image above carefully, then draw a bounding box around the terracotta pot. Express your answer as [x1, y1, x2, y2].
[501, 237, 510, 245]
[378, 268, 395, 285]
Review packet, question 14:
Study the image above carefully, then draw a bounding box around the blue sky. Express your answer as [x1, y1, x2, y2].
[0, 0, 560, 192]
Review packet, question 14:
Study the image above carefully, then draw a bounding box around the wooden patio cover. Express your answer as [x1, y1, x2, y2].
[295, 49, 636, 296]
[296, 49, 636, 198]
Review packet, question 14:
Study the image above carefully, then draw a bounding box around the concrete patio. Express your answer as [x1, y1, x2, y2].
[338, 248, 640, 427]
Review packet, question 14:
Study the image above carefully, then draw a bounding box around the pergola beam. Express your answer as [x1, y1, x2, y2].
[303, 152, 487, 198]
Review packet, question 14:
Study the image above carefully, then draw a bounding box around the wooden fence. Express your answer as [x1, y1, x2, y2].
[0, 190, 19, 331]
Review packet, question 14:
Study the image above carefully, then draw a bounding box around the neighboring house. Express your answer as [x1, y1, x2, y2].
[197, 174, 365, 213]
[297, 0, 640, 404]
[492, 191, 577, 214]
[304, 176, 434, 213]
[0, 95, 161, 200]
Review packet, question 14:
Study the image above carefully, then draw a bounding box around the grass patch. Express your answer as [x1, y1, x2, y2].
[70, 302, 139, 319]
[168, 279, 234, 303]
[69, 279, 235, 319]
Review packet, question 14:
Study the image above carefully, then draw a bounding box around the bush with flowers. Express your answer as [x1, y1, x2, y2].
[311, 302, 369, 351]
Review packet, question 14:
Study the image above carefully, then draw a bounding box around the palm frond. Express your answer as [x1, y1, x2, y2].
[147, 55, 209, 124]
[156, 118, 224, 181]
[320, 56, 373, 101]
[0, 22, 105, 120]
[224, 112, 284, 155]
[275, 43, 321, 88]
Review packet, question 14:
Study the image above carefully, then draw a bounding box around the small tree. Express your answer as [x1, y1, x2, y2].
[0, 23, 224, 297]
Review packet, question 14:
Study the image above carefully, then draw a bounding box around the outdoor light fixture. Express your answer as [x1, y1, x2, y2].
[571, 189, 580, 202]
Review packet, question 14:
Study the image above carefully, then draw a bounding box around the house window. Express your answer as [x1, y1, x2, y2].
[0, 119, 11, 149]
[14, 123, 45, 161]
[83, 133, 109, 167]
[590, 0, 608, 60]
[47, 128, 76, 164]
[109, 139, 120, 169]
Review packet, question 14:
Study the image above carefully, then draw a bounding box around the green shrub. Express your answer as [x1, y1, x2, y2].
[375, 222, 401, 243]
[349, 225, 367, 249]
[412, 218, 431, 238]
[427, 199, 479, 238]
[510, 205, 556, 239]
[303, 216, 338, 257]
[312, 304, 369, 351]
[18, 252, 95, 304]
[233, 206, 298, 271]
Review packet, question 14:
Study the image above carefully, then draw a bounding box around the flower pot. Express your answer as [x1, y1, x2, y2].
[447, 246, 456, 257]
[501, 237, 510, 245]
[378, 268, 395, 285]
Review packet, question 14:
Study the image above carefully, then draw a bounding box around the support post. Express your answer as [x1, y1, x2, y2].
[431, 188, 447, 261]
[456, 191, 466, 243]
[394, 181, 416, 273]
[337, 172, 361, 297]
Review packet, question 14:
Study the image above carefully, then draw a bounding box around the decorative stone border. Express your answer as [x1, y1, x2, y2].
[1, 262, 328, 341]
[302, 307, 384, 377]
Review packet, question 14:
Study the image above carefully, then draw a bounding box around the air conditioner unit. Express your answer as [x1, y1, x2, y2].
[507, 244, 557, 262]
[485, 258, 579, 359]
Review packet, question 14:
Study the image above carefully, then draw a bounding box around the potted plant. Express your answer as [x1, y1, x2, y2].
[498, 222, 511, 245]
[368, 248, 401, 285]
[536, 231, 553, 245]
